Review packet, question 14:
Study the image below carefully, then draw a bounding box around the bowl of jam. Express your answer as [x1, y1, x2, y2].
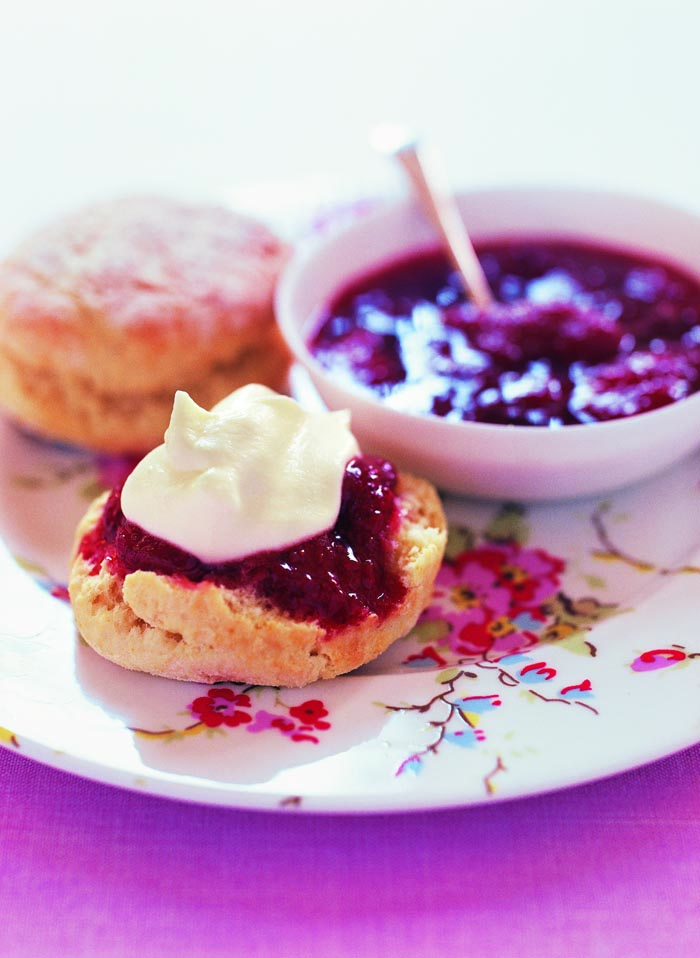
[276, 188, 700, 500]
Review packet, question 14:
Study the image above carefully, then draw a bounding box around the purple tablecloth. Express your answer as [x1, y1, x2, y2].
[2, 742, 698, 957]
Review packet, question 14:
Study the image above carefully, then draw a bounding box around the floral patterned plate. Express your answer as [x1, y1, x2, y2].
[1, 412, 700, 812]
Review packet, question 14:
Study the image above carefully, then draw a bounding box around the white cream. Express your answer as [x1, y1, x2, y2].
[120, 385, 360, 562]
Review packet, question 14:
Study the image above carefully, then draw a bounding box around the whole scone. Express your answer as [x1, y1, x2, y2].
[68, 473, 446, 688]
[0, 196, 290, 452]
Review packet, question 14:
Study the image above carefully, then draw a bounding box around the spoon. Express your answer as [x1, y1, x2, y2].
[372, 124, 494, 310]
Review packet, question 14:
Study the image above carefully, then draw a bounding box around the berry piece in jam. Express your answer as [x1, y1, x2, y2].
[80, 457, 406, 632]
[569, 348, 700, 422]
[444, 300, 623, 366]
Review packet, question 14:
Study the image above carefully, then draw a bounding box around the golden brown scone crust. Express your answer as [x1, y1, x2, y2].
[68, 474, 447, 687]
[0, 196, 290, 452]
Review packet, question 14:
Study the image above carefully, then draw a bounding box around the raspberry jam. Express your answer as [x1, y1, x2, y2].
[309, 240, 700, 426]
[79, 456, 406, 631]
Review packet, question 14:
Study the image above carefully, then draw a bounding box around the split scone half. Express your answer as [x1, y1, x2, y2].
[69, 472, 446, 688]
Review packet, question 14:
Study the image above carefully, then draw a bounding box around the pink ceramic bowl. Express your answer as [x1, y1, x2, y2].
[276, 187, 700, 500]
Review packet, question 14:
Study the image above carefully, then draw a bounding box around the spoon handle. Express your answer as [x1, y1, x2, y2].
[393, 139, 494, 309]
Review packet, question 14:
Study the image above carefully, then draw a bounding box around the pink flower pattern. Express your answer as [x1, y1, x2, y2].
[418, 541, 565, 660]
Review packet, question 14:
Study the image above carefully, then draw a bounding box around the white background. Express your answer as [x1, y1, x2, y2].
[1, 0, 699, 242]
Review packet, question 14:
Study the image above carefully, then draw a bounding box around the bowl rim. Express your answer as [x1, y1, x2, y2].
[275, 184, 700, 444]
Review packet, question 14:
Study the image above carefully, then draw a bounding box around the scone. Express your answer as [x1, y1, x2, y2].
[68, 386, 447, 687]
[0, 196, 290, 452]
[69, 470, 445, 687]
